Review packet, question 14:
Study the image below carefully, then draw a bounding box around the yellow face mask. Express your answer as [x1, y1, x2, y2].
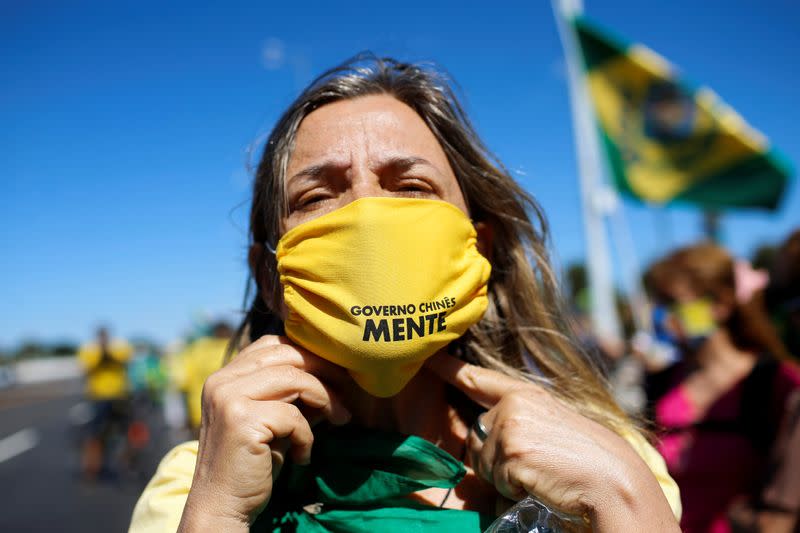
[672, 298, 716, 337]
[276, 197, 491, 397]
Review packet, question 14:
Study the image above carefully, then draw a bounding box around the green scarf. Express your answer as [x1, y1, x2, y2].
[251, 425, 496, 532]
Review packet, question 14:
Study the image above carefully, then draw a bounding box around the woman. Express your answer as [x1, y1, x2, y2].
[645, 243, 800, 532]
[130, 56, 681, 532]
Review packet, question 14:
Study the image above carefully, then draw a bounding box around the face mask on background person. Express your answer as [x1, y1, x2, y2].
[671, 298, 717, 351]
[275, 197, 492, 397]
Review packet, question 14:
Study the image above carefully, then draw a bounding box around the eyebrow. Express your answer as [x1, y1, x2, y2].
[288, 155, 439, 183]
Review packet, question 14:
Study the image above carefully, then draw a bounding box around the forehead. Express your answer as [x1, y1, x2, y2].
[288, 94, 451, 170]
[664, 276, 699, 300]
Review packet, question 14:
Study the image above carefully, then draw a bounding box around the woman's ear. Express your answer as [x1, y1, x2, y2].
[475, 222, 494, 263]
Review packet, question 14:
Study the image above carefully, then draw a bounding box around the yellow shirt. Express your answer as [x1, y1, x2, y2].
[128, 430, 682, 532]
[177, 337, 230, 429]
[77, 340, 133, 400]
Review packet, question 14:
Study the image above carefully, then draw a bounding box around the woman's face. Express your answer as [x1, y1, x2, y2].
[661, 278, 726, 344]
[283, 94, 469, 232]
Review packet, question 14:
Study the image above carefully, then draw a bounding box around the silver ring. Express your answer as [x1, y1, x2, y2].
[473, 413, 490, 442]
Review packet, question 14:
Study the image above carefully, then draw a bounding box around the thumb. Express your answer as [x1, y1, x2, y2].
[424, 351, 526, 409]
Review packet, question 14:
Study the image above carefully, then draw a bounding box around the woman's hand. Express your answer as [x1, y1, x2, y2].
[178, 335, 352, 532]
[425, 352, 679, 532]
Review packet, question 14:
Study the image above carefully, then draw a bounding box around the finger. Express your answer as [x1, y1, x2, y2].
[493, 462, 527, 501]
[464, 410, 493, 477]
[466, 413, 527, 501]
[465, 426, 486, 483]
[251, 401, 315, 465]
[230, 336, 352, 386]
[424, 352, 527, 408]
[468, 419, 498, 488]
[270, 438, 291, 481]
[226, 337, 352, 388]
[216, 365, 351, 425]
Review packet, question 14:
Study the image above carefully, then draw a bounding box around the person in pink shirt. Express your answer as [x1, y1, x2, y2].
[644, 243, 800, 533]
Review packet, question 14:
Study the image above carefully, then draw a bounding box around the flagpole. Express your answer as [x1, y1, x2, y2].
[652, 205, 673, 248]
[610, 200, 652, 332]
[702, 210, 722, 243]
[553, 0, 622, 342]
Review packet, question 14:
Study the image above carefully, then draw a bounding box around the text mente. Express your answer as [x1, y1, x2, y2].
[353, 297, 455, 342]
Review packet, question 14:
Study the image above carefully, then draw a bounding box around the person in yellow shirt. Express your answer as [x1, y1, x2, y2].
[77, 326, 133, 480]
[176, 321, 232, 433]
[131, 57, 682, 532]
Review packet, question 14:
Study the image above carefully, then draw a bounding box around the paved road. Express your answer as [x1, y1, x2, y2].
[0, 380, 183, 532]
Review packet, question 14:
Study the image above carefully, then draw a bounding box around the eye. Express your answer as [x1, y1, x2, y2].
[292, 189, 333, 211]
[395, 178, 435, 195]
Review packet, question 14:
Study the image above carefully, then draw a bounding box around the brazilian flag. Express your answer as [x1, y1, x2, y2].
[572, 17, 792, 210]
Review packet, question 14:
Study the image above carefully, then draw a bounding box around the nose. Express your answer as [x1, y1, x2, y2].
[345, 161, 386, 202]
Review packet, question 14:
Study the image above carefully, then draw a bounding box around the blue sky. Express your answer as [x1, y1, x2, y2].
[2, 0, 799, 347]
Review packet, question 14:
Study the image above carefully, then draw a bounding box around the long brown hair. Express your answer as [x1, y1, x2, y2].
[231, 54, 632, 434]
[647, 242, 791, 360]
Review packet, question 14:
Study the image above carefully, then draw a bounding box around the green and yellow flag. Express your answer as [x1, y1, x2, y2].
[572, 16, 792, 210]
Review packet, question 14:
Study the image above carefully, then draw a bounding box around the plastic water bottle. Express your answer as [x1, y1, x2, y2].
[484, 496, 586, 533]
